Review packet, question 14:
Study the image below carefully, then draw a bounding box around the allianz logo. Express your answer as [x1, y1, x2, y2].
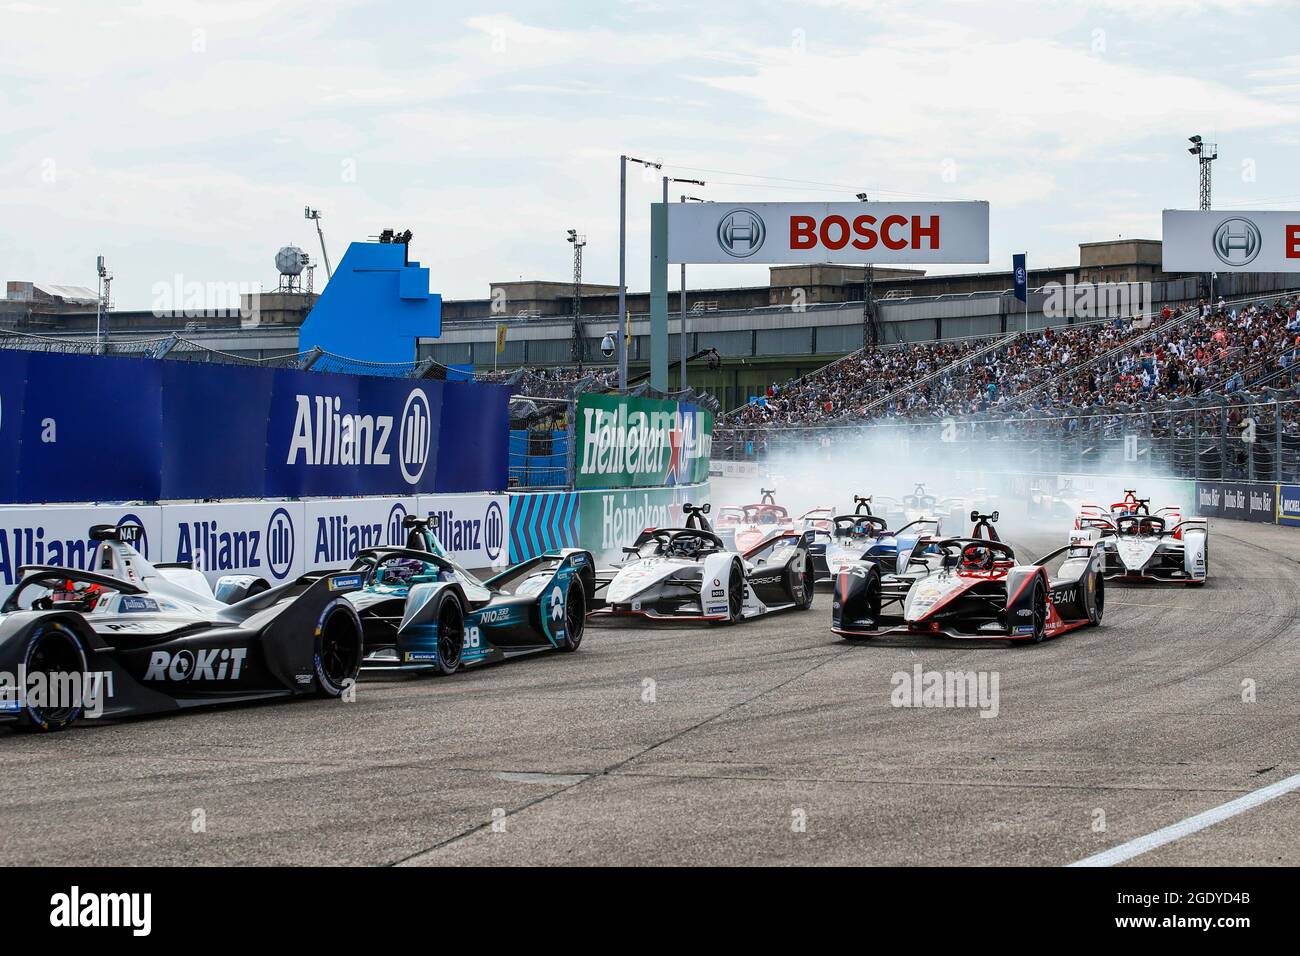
[286, 389, 432, 485]
[313, 512, 401, 564]
[0, 518, 148, 586]
[174, 508, 295, 579]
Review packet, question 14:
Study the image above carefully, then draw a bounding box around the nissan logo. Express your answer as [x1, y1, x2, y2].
[717, 208, 766, 258]
[1212, 217, 1262, 266]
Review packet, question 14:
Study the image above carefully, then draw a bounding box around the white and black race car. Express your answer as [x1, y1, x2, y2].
[591, 503, 814, 622]
[1074, 498, 1208, 585]
[0, 524, 364, 732]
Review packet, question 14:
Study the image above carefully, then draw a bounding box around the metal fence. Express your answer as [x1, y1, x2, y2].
[714, 386, 1300, 484]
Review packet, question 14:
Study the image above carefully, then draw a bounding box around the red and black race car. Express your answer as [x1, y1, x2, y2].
[831, 512, 1105, 644]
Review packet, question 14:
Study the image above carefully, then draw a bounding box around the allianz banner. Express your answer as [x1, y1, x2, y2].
[0, 350, 510, 503]
[575, 393, 712, 490]
[1194, 480, 1276, 522]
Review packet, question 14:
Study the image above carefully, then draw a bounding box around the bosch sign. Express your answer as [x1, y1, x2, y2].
[669, 201, 989, 265]
[1163, 210, 1300, 272]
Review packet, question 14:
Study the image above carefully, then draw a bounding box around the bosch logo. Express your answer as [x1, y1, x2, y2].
[266, 507, 295, 579]
[387, 502, 408, 545]
[484, 500, 504, 561]
[1212, 217, 1262, 266]
[116, 514, 149, 557]
[717, 208, 766, 258]
[399, 389, 432, 485]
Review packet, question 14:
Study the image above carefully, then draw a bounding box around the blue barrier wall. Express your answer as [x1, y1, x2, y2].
[0, 350, 510, 503]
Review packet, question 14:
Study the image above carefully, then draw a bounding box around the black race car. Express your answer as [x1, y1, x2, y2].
[0, 525, 364, 732]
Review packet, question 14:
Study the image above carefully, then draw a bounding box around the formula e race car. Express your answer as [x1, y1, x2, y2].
[592, 503, 813, 622]
[1073, 496, 1208, 585]
[832, 511, 1106, 643]
[345, 515, 595, 674]
[0, 524, 365, 732]
[797, 506, 835, 536]
[724, 490, 796, 553]
[807, 495, 940, 584]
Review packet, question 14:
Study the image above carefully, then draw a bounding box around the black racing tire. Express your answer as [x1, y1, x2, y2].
[1087, 569, 1105, 626]
[557, 575, 586, 652]
[314, 600, 363, 696]
[426, 590, 466, 676]
[1027, 578, 1048, 644]
[726, 560, 745, 624]
[18, 620, 89, 732]
[789, 551, 814, 611]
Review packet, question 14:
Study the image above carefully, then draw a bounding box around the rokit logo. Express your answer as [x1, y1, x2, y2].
[143, 647, 249, 681]
[286, 387, 432, 486]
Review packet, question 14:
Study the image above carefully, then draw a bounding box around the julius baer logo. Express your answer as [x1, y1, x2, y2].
[286, 388, 432, 485]
[579, 403, 711, 483]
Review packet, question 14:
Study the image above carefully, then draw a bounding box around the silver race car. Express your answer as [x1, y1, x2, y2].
[592, 503, 814, 622]
[1073, 495, 1208, 585]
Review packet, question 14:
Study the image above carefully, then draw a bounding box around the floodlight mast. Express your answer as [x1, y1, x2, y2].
[305, 207, 333, 279]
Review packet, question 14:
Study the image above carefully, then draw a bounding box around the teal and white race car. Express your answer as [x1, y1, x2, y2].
[346, 516, 594, 674]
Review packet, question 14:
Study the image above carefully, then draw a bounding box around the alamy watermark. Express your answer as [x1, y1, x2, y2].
[0, 666, 112, 719]
[890, 663, 1000, 718]
[1042, 277, 1152, 321]
[151, 274, 264, 326]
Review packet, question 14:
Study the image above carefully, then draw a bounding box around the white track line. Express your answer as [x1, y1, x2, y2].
[1070, 772, 1300, 867]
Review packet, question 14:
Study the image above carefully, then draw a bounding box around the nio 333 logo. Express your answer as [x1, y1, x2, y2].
[550, 586, 564, 621]
[286, 387, 432, 486]
[144, 647, 248, 681]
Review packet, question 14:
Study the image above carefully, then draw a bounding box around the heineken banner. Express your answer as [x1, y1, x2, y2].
[575, 393, 713, 490]
[577, 484, 709, 559]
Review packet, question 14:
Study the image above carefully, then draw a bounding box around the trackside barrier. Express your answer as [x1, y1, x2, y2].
[0, 484, 710, 603]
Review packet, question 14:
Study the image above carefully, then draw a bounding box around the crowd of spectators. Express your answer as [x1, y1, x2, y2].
[478, 365, 617, 399]
[725, 295, 1300, 430]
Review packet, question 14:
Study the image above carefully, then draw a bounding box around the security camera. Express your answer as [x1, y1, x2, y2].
[600, 333, 616, 359]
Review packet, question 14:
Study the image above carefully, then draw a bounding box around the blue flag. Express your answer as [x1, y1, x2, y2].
[1013, 253, 1027, 302]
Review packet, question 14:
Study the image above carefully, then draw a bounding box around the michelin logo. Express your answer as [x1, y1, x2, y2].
[286, 388, 432, 486]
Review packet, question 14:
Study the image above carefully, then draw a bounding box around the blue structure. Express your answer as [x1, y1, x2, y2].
[299, 241, 442, 363]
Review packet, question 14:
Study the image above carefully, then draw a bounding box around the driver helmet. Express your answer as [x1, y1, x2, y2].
[379, 557, 427, 585]
[669, 535, 701, 557]
[961, 546, 993, 570]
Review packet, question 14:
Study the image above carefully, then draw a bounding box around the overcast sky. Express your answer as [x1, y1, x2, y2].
[3, 0, 1298, 310]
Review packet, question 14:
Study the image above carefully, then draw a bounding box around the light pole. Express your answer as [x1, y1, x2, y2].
[1188, 135, 1218, 299]
[566, 229, 586, 367]
[856, 192, 877, 348]
[681, 195, 709, 392]
[618, 154, 662, 390]
[661, 176, 705, 392]
[95, 255, 111, 354]
[304, 207, 332, 279]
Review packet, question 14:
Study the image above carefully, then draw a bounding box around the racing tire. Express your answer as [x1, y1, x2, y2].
[425, 590, 466, 676]
[839, 574, 881, 642]
[1087, 570, 1105, 626]
[718, 560, 744, 625]
[18, 621, 89, 732]
[557, 575, 586, 652]
[1013, 578, 1049, 646]
[314, 600, 364, 696]
[788, 553, 814, 611]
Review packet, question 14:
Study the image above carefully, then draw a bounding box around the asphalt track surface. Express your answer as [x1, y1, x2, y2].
[2, 518, 1296, 866]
